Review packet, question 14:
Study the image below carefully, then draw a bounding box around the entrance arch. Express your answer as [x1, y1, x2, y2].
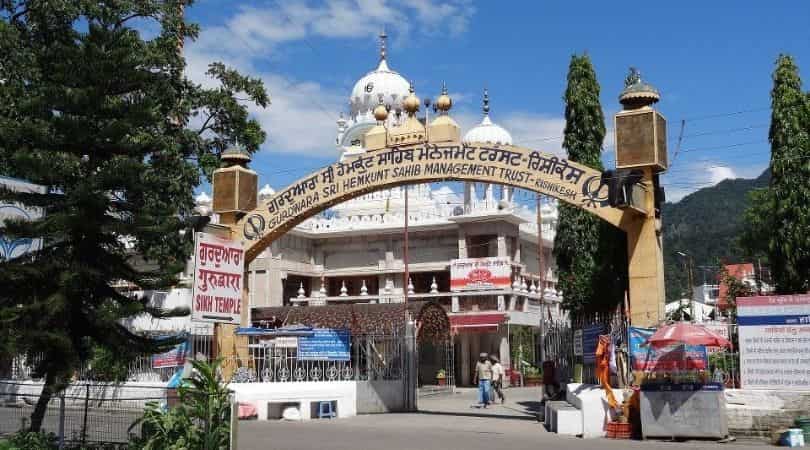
[221, 140, 663, 327]
[236, 143, 624, 263]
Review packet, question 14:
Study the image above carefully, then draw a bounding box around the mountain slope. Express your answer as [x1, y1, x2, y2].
[662, 169, 770, 302]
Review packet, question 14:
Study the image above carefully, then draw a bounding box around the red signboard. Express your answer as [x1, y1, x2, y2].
[450, 257, 511, 291]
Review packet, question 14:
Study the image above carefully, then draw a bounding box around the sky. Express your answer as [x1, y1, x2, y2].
[181, 1, 810, 203]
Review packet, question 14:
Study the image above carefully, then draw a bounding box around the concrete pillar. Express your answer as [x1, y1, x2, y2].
[496, 235, 507, 258]
[499, 328, 511, 372]
[497, 295, 505, 311]
[451, 296, 460, 313]
[457, 228, 467, 259]
[509, 295, 517, 311]
[485, 184, 494, 208]
[626, 168, 666, 327]
[405, 320, 417, 411]
[460, 333, 471, 386]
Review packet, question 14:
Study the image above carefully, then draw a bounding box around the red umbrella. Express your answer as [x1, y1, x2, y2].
[644, 322, 732, 348]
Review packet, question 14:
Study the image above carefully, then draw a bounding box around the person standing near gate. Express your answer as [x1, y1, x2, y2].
[490, 355, 505, 404]
[473, 353, 493, 408]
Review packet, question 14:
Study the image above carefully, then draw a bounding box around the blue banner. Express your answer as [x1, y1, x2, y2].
[297, 329, 351, 361]
[737, 314, 810, 326]
[583, 324, 604, 364]
[629, 326, 708, 371]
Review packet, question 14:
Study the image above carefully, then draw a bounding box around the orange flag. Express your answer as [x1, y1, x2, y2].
[596, 335, 618, 409]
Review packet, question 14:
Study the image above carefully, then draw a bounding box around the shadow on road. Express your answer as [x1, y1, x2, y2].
[415, 409, 538, 421]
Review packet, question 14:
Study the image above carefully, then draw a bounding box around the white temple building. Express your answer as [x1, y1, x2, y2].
[132, 34, 563, 386]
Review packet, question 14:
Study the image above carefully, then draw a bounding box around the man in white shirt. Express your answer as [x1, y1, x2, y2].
[490, 355, 505, 404]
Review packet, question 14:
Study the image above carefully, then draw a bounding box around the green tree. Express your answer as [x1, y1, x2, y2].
[131, 359, 232, 450]
[0, 1, 267, 431]
[553, 54, 627, 317]
[741, 54, 810, 294]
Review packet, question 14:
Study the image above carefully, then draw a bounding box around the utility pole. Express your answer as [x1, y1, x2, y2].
[403, 185, 409, 306]
[677, 251, 695, 321]
[537, 195, 545, 364]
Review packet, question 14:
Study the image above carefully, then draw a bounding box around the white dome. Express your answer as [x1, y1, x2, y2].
[258, 184, 275, 198]
[463, 115, 513, 145]
[463, 90, 512, 145]
[350, 58, 410, 116]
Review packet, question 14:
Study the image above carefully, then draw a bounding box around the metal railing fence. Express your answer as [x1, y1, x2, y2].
[224, 333, 407, 383]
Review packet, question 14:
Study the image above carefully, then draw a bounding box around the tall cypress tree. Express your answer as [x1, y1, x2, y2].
[763, 55, 810, 293]
[0, 1, 267, 431]
[553, 55, 628, 318]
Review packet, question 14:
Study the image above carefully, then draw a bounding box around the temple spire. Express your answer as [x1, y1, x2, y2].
[482, 88, 490, 116]
[379, 30, 387, 61]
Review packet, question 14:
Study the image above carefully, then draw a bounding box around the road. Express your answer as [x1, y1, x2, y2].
[238, 388, 768, 450]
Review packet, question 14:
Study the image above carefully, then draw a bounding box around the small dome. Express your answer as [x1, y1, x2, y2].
[350, 32, 409, 116]
[435, 82, 452, 112]
[195, 192, 211, 205]
[402, 82, 420, 115]
[463, 89, 512, 145]
[258, 184, 275, 198]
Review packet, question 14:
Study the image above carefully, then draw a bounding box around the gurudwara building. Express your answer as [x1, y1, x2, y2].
[189, 35, 565, 386]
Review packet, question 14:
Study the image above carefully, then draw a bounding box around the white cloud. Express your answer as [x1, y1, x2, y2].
[503, 113, 566, 156]
[193, 0, 473, 58]
[184, 0, 475, 157]
[664, 163, 764, 203]
[707, 166, 738, 184]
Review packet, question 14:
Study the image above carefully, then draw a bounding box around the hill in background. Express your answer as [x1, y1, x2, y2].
[661, 169, 770, 302]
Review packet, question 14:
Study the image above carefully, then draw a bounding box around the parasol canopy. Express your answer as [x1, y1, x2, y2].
[644, 322, 731, 348]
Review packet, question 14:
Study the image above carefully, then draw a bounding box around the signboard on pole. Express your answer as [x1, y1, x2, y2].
[628, 326, 708, 371]
[573, 329, 583, 356]
[738, 294, 810, 390]
[450, 257, 511, 291]
[152, 341, 189, 369]
[297, 329, 351, 361]
[192, 232, 245, 323]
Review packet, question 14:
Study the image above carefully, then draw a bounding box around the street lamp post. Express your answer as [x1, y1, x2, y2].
[677, 251, 695, 321]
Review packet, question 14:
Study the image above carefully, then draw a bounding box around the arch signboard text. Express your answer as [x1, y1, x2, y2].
[236, 142, 626, 262]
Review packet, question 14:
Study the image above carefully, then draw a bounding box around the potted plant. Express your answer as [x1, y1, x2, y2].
[524, 365, 542, 387]
[436, 369, 447, 386]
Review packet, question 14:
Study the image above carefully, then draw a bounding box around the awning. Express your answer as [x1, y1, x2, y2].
[449, 313, 506, 334]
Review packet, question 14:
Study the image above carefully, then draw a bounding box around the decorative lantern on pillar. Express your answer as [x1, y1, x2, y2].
[212, 144, 258, 225]
[614, 68, 667, 171]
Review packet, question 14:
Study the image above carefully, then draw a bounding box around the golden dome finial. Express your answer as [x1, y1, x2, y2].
[403, 81, 420, 116]
[373, 94, 389, 122]
[436, 81, 452, 113]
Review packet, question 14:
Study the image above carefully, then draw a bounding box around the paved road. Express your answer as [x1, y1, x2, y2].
[238, 388, 768, 450]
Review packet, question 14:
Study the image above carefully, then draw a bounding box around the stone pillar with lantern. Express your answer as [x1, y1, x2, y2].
[613, 68, 668, 327]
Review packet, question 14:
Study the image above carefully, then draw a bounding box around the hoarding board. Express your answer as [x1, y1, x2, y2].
[192, 233, 244, 323]
[152, 341, 189, 369]
[450, 257, 511, 291]
[629, 327, 708, 371]
[738, 295, 810, 390]
[297, 329, 351, 361]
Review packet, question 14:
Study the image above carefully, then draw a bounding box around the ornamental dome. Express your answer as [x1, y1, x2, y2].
[463, 89, 513, 145]
[349, 32, 410, 116]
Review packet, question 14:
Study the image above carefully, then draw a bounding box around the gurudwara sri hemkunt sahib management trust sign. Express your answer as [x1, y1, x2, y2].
[192, 232, 244, 323]
[450, 257, 511, 291]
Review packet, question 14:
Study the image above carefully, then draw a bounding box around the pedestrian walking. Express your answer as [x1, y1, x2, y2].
[490, 355, 505, 404]
[473, 353, 492, 408]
